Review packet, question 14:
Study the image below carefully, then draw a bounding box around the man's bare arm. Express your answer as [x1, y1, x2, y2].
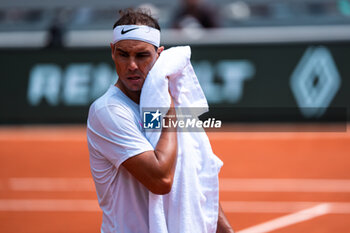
[122, 100, 177, 195]
[217, 203, 234, 233]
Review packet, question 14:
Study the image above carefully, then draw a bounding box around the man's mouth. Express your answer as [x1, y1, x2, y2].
[127, 76, 141, 80]
[127, 76, 142, 85]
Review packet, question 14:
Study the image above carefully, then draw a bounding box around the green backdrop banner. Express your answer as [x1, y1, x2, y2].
[0, 42, 349, 124]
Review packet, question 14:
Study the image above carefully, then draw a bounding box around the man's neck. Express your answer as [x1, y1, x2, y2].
[115, 83, 140, 104]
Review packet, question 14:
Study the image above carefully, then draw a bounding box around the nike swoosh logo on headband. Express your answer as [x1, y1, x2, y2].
[121, 27, 138, 34]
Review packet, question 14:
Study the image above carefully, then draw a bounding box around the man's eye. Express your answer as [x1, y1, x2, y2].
[118, 53, 128, 57]
[137, 53, 150, 58]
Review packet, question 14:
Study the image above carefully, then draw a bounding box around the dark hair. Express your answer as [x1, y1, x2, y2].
[113, 8, 161, 31]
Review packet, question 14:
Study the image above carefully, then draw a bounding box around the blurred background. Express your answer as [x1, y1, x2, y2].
[0, 0, 350, 232]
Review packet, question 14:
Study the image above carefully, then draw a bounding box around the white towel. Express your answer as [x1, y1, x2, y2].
[140, 46, 223, 233]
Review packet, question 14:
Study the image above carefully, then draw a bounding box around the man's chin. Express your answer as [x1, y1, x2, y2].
[126, 81, 144, 92]
[127, 86, 142, 92]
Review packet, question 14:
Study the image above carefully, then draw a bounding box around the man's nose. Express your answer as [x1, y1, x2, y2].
[127, 58, 138, 71]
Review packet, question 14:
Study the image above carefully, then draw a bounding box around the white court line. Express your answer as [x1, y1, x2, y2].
[236, 203, 331, 233]
[220, 178, 350, 192]
[3, 178, 350, 193]
[222, 201, 321, 213]
[0, 200, 349, 215]
[0, 199, 100, 212]
[0, 200, 349, 214]
[221, 201, 350, 214]
[9, 178, 94, 192]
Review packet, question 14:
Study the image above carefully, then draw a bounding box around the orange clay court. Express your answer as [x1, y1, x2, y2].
[0, 125, 349, 233]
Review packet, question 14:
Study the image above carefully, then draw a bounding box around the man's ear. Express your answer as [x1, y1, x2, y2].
[110, 43, 115, 61]
[157, 46, 164, 57]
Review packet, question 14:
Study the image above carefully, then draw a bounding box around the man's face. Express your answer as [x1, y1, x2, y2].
[111, 40, 163, 95]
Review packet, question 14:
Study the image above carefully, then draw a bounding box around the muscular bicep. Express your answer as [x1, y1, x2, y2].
[122, 150, 172, 195]
[91, 104, 177, 195]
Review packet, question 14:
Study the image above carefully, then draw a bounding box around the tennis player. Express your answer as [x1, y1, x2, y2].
[87, 8, 234, 233]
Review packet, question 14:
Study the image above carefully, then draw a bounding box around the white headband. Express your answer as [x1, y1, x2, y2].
[113, 25, 160, 47]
